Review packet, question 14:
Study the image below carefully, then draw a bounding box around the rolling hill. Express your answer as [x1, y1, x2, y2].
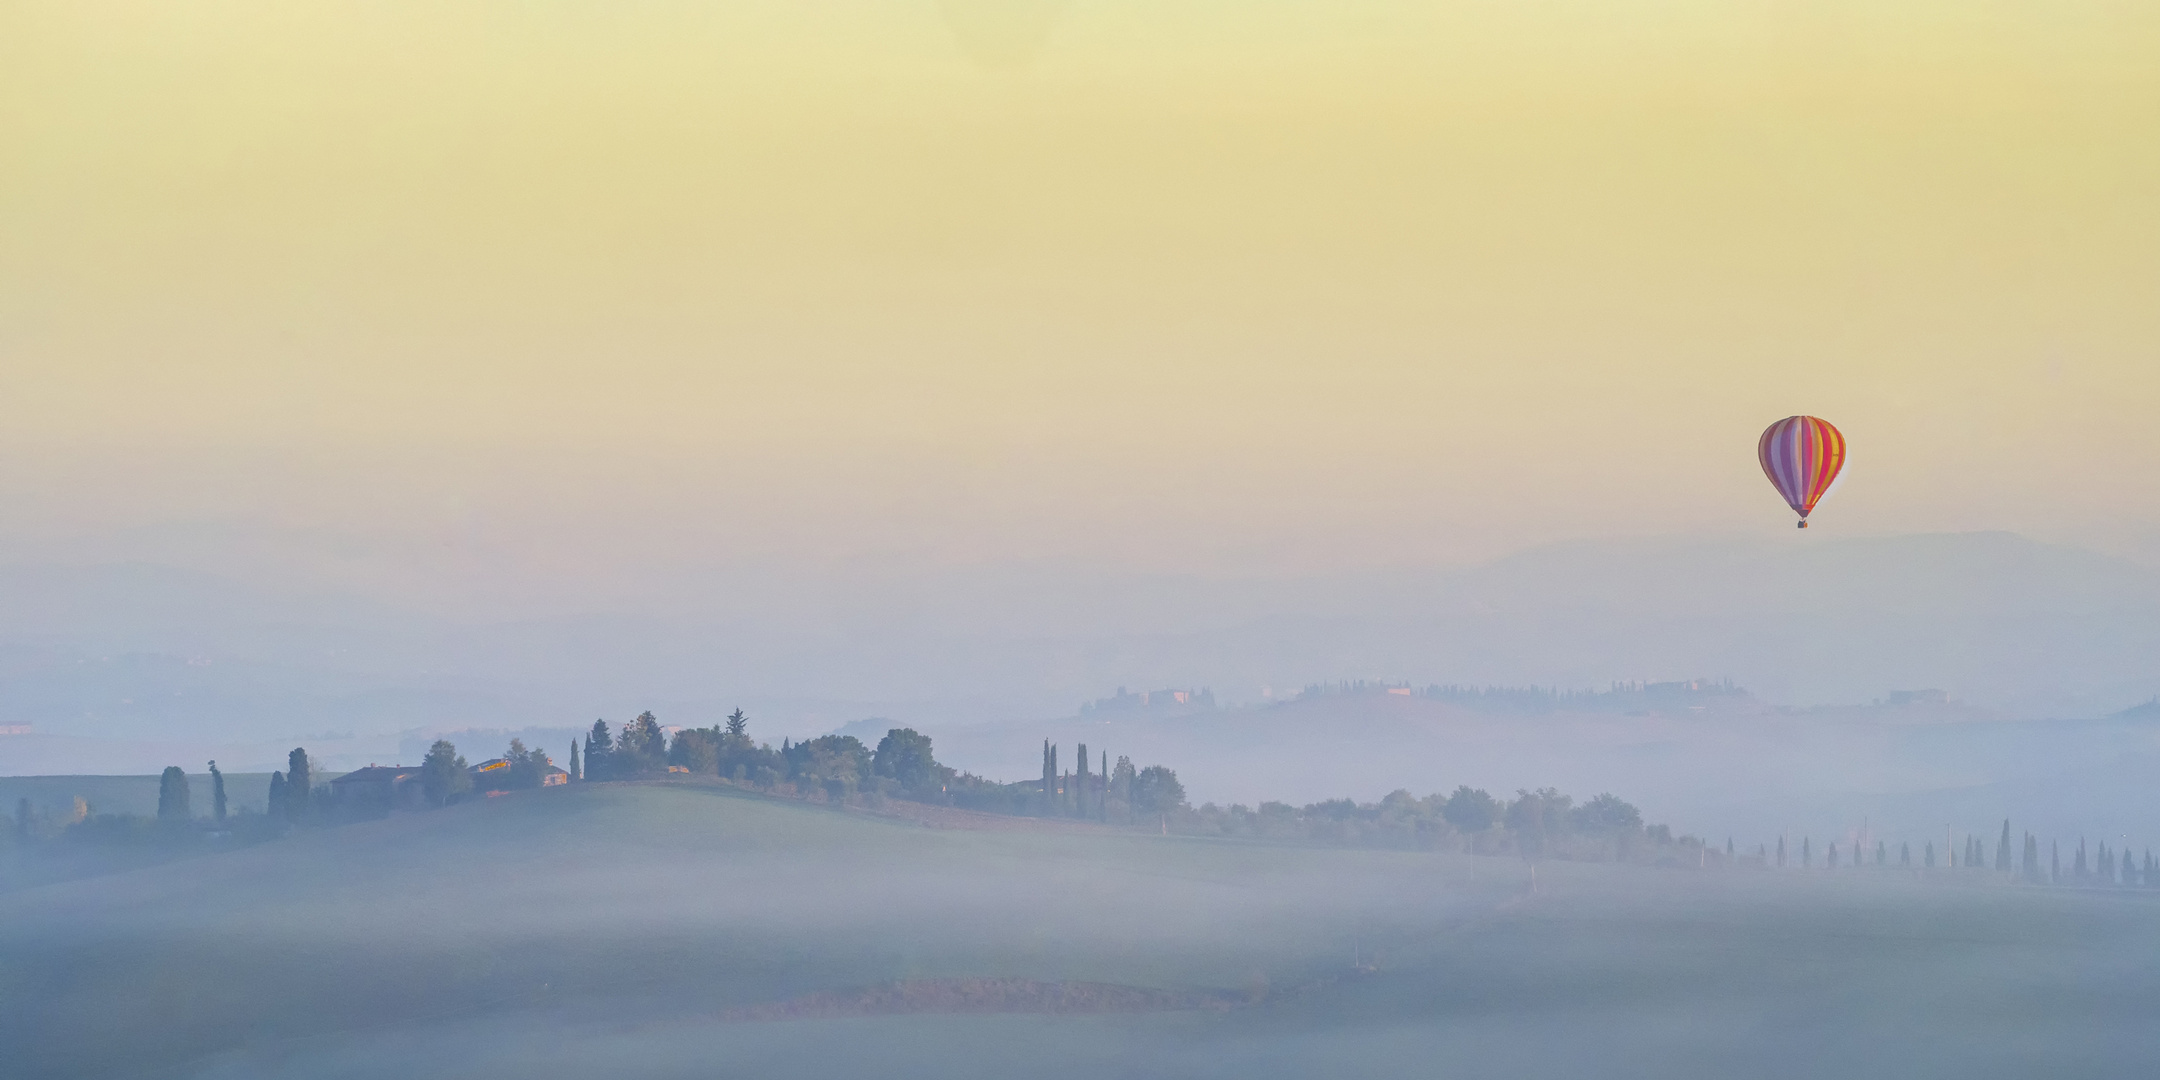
[4, 781, 2159, 1079]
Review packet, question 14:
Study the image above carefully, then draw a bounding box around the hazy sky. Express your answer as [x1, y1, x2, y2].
[3, 1, 2155, 614]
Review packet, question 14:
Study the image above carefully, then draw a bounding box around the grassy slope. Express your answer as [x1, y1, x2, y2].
[3, 782, 2157, 1079]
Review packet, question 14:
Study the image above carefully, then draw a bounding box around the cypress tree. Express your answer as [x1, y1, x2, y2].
[1776, 836, 1786, 868]
[157, 766, 191, 822]
[1876, 840, 1886, 866]
[1075, 743, 1089, 819]
[1828, 842, 1838, 869]
[2075, 839, 2088, 881]
[1925, 841, 1934, 869]
[1997, 820, 2012, 873]
[569, 738, 581, 781]
[2051, 840, 2060, 884]
[209, 760, 227, 823]
[268, 771, 287, 820]
[286, 748, 312, 823]
[1900, 841, 1910, 867]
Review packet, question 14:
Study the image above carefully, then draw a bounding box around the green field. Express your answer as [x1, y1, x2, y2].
[2, 782, 2156, 1079]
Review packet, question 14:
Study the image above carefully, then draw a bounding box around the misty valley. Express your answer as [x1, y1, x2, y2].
[7, 0, 2158, 1074]
[5, 714, 2159, 1079]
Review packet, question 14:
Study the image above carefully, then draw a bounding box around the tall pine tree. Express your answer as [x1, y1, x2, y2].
[209, 760, 227, 823]
[585, 720, 613, 781]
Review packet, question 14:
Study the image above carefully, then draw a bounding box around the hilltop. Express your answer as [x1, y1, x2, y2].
[5, 531, 2160, 777]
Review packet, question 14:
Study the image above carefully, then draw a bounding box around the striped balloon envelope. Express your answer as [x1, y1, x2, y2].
[1757, 415, 1846, 528]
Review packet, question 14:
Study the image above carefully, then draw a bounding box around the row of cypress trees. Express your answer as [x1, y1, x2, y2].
[1757, 819, 2157, 888]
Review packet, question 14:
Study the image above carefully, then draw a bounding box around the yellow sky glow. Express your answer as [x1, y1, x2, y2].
[2, 0, 2156, 590]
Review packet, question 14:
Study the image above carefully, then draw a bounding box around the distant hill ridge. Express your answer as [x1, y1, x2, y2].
[1289, 679, 1752, 715]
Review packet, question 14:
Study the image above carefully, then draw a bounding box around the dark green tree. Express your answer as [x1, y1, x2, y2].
[422, 739, 471, 806]
[209, 760, 227, 823]
[286, 748, 311, 823]
[568, 739, 581, 781]
[584, 720, 614, 780]
[614, 712, 667, 776]
[784, 734, 872, 801]
[1040, 740, 1055, 814]
[157, 766, 191, 822]
[1074, 743, 1090, 818]
[268, 771, 287, 819]
[1900, 841, 1910, 867]
[1997, 820, 2012, 872]
[873, 728, 941, 797]
[1570, 793, 1642, 833]
[503, 738, 551, 789]
[1441, 786, 1498, 832]
[1109, 755, 1136, 821]
[670, 727, 721, 774]
[1132, 765, 1186, 831]
[726, 708, 749, 737]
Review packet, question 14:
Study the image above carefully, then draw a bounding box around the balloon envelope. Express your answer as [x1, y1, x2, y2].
[1757, 415, 1845, 525]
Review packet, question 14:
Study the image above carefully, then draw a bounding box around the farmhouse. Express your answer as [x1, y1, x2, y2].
[327, 765, 429, 811]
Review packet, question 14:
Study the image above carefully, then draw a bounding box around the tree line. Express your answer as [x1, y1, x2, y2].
[8, 717, 2155, 891]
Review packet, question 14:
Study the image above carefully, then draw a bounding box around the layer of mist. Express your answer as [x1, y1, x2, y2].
[4, 784, 2155, 1079]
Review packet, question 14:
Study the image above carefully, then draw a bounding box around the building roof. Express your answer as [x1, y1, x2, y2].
[330, 765, 424, 784]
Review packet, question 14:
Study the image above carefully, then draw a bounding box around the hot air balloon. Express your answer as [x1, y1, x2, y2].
[1757, 415, 1845, 528]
